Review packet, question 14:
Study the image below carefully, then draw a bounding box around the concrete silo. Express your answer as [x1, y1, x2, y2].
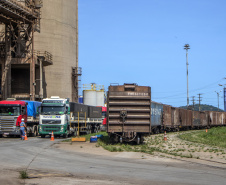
[35, 0, 80, 101]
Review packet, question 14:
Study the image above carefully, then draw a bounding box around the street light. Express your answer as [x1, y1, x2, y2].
[215, 90, 222, 111]
[184, 44, 190, 109]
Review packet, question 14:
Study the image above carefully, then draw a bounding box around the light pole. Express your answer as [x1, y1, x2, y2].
[184, 44, 190, 109]
[219, 83, 226, 112]
[215, 90, 222, 111]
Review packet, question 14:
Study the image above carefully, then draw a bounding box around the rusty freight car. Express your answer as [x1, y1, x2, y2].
[107, 83, 151, 144]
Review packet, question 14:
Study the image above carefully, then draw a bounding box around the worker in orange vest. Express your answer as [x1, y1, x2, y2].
[20, 118, 27, 140]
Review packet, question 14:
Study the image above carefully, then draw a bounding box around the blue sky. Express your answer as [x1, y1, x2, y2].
[78, 0, 226, 110]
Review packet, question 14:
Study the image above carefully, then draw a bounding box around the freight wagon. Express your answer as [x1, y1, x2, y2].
[107, 83, 151, 144]
[107, 83, 226, 144]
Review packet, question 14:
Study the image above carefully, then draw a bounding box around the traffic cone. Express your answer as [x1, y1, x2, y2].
[51, 131, 54, 141]
[206, 129, 208, 133]
[24, 131, 28, 141]
[163, 131, 167, 141]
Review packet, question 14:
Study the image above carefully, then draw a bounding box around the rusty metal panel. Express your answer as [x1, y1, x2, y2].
[171, 107, 180, 127]
[217, 112, 225, 126]
[179, 109, 192, 127]
[208, 111, 218, 126]
[107, 83, 151, 134]
[192, 111, 201, 127]
[163, 105, 171, 127]
[200, 111, 208, 127]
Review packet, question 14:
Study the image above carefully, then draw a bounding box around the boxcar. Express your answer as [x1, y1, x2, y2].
[171, 107, 180, 131]
[151, 101, 163, 133]
[107, 83, 151, 144]
[179, 108, 192, 130]
[162, 105, 172, 131]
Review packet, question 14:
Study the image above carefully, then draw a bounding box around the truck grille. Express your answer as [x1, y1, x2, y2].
[0, 117, 15, 132]
[42, 119, 61, 124]
[43, 126, 61, 132]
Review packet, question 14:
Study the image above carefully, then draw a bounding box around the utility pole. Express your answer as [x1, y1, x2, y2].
[197, 94, 202, 111]
[191, 96, 196, 110]
[215, 91, 222, 111]
[219, 82, 226, 112]
[184, 44, 190, 109]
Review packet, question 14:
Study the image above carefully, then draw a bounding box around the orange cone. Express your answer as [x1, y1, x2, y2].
[164, 131, 167, 141]
[51, 131, 54, 141]
[24, 131, 28, 141]
[206, 129, 208, 133]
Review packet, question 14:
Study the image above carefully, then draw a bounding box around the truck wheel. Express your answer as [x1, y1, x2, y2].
[32, 126, 37, 137]
[41, 135, 45, 138]
[63, 133, 68, 138]
[0, 134, 2, 138]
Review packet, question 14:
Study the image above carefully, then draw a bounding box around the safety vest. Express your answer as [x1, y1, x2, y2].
[20, 122, 25, 130]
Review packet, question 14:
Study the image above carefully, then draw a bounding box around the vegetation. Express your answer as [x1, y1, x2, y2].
[178, 127, 226, 148]
[19, 170, 28, 179]
[62, 127, 226, 160]
[179, 104, 224, 112]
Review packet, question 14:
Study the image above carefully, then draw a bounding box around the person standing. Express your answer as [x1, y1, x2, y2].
[20, 118, 26, 140]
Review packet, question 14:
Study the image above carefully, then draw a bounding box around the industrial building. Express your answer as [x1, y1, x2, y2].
[0, 0, 80, 102]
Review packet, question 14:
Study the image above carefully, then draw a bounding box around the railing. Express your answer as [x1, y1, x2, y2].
[34, 50, 53, 63]
[83, 83, 105, 91]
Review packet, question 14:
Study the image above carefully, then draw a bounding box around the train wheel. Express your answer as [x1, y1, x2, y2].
[120, 137, 123, 143]
[136, 136, 140, 145]
[154, 128, 160, 134]
[63, 133, 68, 138]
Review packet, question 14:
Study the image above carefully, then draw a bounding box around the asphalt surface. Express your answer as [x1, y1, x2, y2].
[0, 136, 226, 185]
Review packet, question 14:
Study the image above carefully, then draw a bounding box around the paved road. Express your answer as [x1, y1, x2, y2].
[0, 137, 226, 185]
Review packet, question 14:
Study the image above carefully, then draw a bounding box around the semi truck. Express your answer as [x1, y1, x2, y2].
[38, 96, 102, 138]
[0, 99, 41, 137]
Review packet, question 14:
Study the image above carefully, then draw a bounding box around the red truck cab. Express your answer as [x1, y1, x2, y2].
[100, 106, 107, 131]
[0, 99, 27, 137]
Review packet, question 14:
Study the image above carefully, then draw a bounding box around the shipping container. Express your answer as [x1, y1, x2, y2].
[88, 106, 102, 118]
[69, 102, 88, 118]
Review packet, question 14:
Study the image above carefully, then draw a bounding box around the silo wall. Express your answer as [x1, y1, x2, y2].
[35, 0, 78, 100]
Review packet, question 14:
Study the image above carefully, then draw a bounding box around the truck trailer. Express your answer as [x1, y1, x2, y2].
[39, 96, 102, 138]
[0, 99, 41, 137]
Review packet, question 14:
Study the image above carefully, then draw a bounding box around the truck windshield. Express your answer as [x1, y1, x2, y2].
[41, 106, 65, 115]
[0, 106, 20, 116]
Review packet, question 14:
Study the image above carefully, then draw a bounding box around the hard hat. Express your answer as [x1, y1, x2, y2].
[21, 118, 24, 121]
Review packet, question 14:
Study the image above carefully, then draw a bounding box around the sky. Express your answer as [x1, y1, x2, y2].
[78, 0, 226, 110]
